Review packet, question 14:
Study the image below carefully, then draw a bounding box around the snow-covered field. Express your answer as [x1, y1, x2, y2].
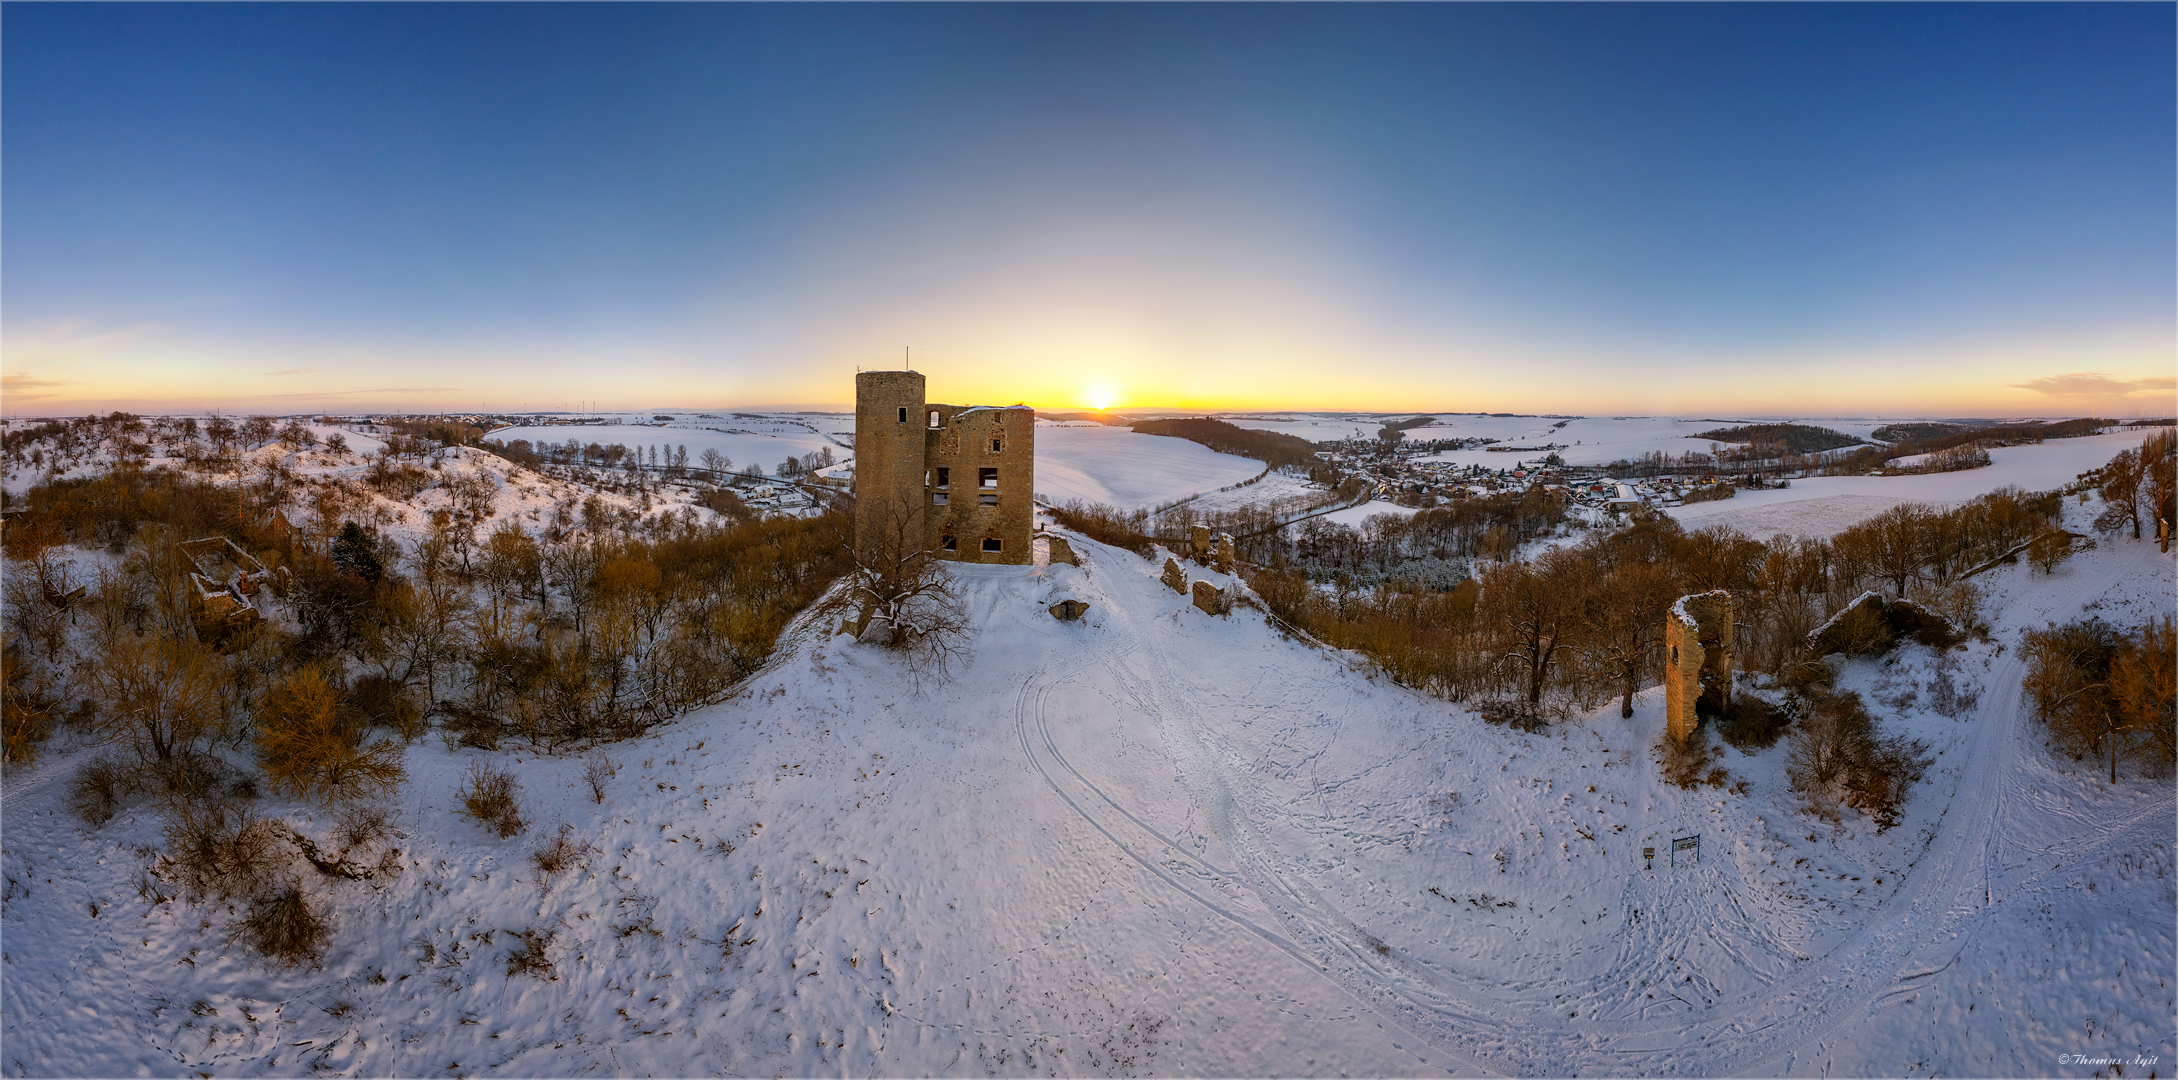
[5, 482, 2170, 1076]
[1032, 423, 1264, 509]
[1668, 431, 2148, 538]
[1220, 412, 2090, 471]
[488, 423, 841, 475]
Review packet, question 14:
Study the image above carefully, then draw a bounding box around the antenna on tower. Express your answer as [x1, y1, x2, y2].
[906, 346, 912, 371]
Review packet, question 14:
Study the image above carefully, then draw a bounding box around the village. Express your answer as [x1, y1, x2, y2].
[1315, 428, 1761, 520]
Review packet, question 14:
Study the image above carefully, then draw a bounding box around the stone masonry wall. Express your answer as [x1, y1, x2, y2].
[1663, 590, 1733, 743]
[854, 371, 1035, 568]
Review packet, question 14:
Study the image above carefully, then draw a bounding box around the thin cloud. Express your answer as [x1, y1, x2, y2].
[256, 368, 318, 377]
[230, 386, 464, 401]
[0, 372, 68, 401]
[2009, 372, 2178, 398]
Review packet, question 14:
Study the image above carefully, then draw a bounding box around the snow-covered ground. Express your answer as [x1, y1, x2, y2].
[488, 423, 841, 475]
[1668, 431, 2147, 539]
[1032, 423, 1264, 509]
[3, 415, 2171, 1077]
[1220, 412, 2098, 472]
[1316, 499, 1423, 529]
[5, 478, 2169, 1076]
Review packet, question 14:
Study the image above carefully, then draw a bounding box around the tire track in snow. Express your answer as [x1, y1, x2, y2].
[1019, 542, 2167, 1074]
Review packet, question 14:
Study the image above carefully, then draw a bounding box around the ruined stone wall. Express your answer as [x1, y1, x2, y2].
[919, 404, 1033, 565]
[1663, 590, 1733, 742]
[854, 372, 1034, 568]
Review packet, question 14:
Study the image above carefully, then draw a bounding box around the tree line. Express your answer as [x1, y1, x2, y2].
[1243, 486, 2067, 717]
[1129, 417, 1325, 472]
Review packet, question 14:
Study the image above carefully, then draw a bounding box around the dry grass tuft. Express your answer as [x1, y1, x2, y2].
[529, 824, 590, 890]
[505, 928, 555, 979]
[457, 761, 525, 837]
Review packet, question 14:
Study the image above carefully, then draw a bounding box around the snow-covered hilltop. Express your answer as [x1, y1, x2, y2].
[1, 412, 2170, 1076]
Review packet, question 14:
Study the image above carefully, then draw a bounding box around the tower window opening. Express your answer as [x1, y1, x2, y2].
[979, 468, 998, 488]
[978, 493, 997, 506]
[928, 410, 940, 428]
[982, 537, 1002, 553]
[942, 536, 957, 551]
[897, 407, 908, 423]
[991, 437, 1003, 452]
[933, 467, 950, 488]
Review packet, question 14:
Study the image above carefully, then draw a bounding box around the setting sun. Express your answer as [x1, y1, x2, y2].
[1085, 383, 1117, 411]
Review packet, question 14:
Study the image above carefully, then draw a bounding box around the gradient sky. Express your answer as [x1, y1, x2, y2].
[5, 3, 2173, 417]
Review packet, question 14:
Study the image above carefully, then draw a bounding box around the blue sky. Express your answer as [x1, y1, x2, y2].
[5, 3, 2172, 415]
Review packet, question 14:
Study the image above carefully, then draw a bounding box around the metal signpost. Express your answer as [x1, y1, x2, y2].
[1670, 834, 1700, 867]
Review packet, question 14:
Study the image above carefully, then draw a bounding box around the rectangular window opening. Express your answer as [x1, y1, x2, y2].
[931, 492, 948, 505]
[934, 467, 950, 488]
[897, 406, 908, 423]
[978, 493, 997, 506]
[991, 437, 1003, 452]
[978, 467, 998, 488]
[942, 536, 957, 551]
[928, 410, 940, 428]
[982, 537, 1002, 553]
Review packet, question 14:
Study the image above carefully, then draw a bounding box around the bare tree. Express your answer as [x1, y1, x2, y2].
[1480, 545, 1590, 708]
[241, 415, 277, 450]
[2094, 447, 2146, 540]
[2146, 430, 2177, 553]
[832, 501, 967, 684]
[1583, 556, 1678, 718]
[88, 635, 224, 788]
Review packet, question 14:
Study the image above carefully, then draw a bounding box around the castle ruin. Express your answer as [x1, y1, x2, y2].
[1663, 590, 1732, 742]
[854, 370, 1034, 567]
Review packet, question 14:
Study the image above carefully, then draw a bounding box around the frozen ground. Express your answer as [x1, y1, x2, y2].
[3, 476, 2170, 1076]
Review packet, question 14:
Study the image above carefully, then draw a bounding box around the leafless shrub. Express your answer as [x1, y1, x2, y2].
[255, 666, 407, 806]
[529, 824, 590, 890]
[582, 754, 614, 804]
[334, 803, 391, 850]
[1786, 689, 1930, 831]
[1474, 699, 1548, 733]
[2027, 531, 2075, 575]
[505, 928, 555, 979]
[2, 640, 60, 767]
[235, 884, 328, 966]
[457, 761, 525, 837]
[160, 798, 282, 901]
[70, 755, 137, 826]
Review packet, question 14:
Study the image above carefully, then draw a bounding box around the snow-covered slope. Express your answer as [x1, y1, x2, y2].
[1033, 424, 1263, 509]
[488, 423, 841, 472]
[4, 498, 2168, 1075]
[1668, 431, 2149, 539]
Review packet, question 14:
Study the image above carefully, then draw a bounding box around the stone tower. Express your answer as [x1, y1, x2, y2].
[853, 370, 1034, 567]
[1663, 590, 1733, 742]
[853, 370, 933, 566]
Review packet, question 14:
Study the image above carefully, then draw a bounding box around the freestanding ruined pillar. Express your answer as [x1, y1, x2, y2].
[1663, 590, 1733, 742]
